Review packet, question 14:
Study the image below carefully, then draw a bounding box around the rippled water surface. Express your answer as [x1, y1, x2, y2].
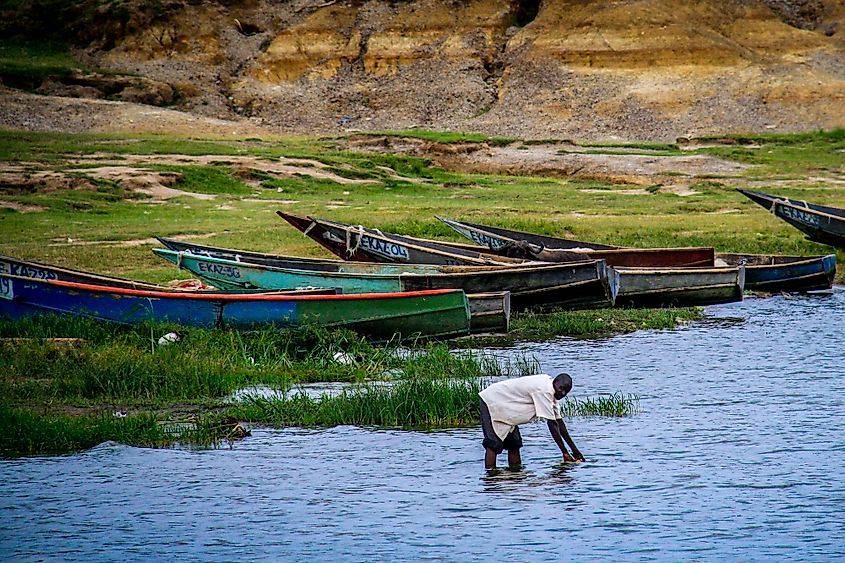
[2, 290, 845, 561]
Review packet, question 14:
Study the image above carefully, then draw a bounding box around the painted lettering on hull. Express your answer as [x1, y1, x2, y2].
[197, 262, 241, 278]
[0, 261, 58, 280]
[0, 277, 12, 300]
[359, 236, 410, 261]
[466, 229, 507, 250]
[779, 205, 821, 228]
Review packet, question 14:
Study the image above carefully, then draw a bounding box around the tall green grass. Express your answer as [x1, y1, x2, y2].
[0, 316, 538, 405]
[232, 377, 483, 428]
[0, 407, 237, 456]
[1, 408, 165, 456]
[561, 393, 639, 417]
[508, 307, 703, 341]
[230, 382, 638, 429]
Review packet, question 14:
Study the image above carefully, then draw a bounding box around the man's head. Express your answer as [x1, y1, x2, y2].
[552, 373, 572, 400]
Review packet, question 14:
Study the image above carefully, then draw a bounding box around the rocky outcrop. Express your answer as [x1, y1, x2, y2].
[6, 0, 845, 141]
[34, 72, 174, 105]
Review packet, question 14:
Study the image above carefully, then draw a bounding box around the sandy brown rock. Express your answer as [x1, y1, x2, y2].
[2, 0, 844, 141]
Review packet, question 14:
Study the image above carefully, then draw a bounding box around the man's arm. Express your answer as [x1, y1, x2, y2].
[555, 419, 584, 461]
[547, 419, 575, 462]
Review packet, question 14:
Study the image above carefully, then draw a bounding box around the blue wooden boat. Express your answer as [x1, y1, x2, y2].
[739, 189, 845, 250]
[438, 217, 836, 293]
[715, 253, 836, 293]
[152, 248, 617, 311]
[0, 274, 472, 340]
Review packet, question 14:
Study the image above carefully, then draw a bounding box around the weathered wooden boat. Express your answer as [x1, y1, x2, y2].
[0, 274, 472, 340]
[156, 236, 519, 275]
[466, 291, 511, 334]
[278, 211, 715, 267]
[438, 216, 836, 292]
[739, 188, 845, 250]
[155, 237, 363, 272]
[153, 248, 616, 311]
[277, 212, 524, 266]
[611, 265, 746, 308]
[436, 216, 714, 267]
[0, 254, 335, 295]
[1, 254, 171, 291]
[714, 253, 835, 293]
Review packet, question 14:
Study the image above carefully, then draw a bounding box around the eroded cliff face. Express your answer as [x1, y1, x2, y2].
[71, 0, 845, 140]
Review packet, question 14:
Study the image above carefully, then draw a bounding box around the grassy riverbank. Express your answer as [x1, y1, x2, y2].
[1, 128, 841, 455]
[0, 316, 640, 456]
[1, 129, 843, 283]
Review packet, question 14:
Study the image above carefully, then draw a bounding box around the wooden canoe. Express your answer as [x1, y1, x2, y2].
[739, 189, 845, 250]
[155, 237, 521, 275]
[0, 254, 334, 295]
[277, 211, 524, 266]
[466, 291, 511, 334]
[438, 216, 836, 292]
[610, 265, 745, 307]
[0, 274, 472, 340]
[436, 216, 714, 267]
[715, 253, 835, 293]
[153, 248, 616, 311]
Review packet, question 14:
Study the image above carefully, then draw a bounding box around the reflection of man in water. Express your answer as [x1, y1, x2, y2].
[479, 373, 584, 469]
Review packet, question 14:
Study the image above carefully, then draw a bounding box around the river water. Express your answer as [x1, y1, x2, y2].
[2, 289, 844, 561]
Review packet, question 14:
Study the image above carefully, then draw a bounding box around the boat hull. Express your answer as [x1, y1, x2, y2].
[0, 275, 471, 340]
[739, 189, 845, 250]
[466, 292, 511, 334]
[437, 216, 836, 293]
[277, 212, 520, 266]
[437, 216, 714, 266]
[154, 249, 615, 311]
[716, 253, 836, 292]
[610, 266, 745, 308]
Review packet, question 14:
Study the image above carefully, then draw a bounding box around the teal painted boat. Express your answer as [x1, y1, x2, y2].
[153, 248, 616, 310]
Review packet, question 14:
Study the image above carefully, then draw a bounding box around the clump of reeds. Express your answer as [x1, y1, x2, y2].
[0, 316, 537, 406]
[230, 376, 483, 428]
[560, 393, 639, 417]
[511, 308, 703, 340]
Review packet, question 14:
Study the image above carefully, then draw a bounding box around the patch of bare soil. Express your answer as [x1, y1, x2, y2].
[0, 201, 48, 212]
[342, 136, 750, 185]
[75, 153, 377, 185]
[0, 87, 269, 137]
[0, 151, 382, 209]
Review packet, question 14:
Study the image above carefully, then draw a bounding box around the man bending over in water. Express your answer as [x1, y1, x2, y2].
[479, 373, 584, 469]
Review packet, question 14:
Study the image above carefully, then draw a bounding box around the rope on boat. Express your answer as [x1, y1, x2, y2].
[343, 225, 365, 257]
[770, 198, 788, 215]
[176, 251, 183, 269]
